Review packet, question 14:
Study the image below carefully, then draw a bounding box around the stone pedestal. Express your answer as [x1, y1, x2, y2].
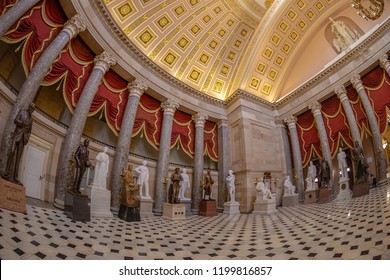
[253, 198, 276, 214]
[304, 190, 318, 204]
[140, 197, 154, 217]
[90, 187, 113, 218]
[352, 180, 369, 198]
[223, 201, 240, 214]
[282, 194, 298, 207]
[163, 203, 186, 220]
[0, 178, 27, 214]
[199, 199, 217, 217]
[318, 188, 332, 204]
[178, 199, 192, 216]
[336, 177, 352, 201]
[118, 204, 140, 222]
[65, 190, 90, 222]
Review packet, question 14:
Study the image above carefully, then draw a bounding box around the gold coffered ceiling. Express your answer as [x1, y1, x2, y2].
[101, 0, 370, 102]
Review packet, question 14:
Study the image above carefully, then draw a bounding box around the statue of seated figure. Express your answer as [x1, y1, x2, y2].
[284, 176, 296, 196]
[255, 180, 273, 200]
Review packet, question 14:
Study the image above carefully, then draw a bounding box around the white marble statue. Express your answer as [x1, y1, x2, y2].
[330, 17, 360, 53]
[226, 169, 236, 202]
[337, 148, 348, 179]
[306, 161, 317, 191]
[92, 147, 109, 189]
[134, 160, 150, 199]
[179, 168, 190, 200]
[256, 180, 273, 200]
[284, 176, 296, 196]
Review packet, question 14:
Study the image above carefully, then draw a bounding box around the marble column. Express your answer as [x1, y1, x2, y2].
[284, 116, 304, 201]
[335, 85, 362, 147]
[308, 102, 333, 184]
[275, 118, 293, 179]
[191, 113, 208, 214]
[153, 99, 179, 216]
[54, 51, 116, 208]
[0, 14, 86, 176]
[217, 120, 229, 212]
[379, 54, 390, 77]
[110, 79, 148, 213]
[0, 0, 40, 37]
[351, 75, 387, 183]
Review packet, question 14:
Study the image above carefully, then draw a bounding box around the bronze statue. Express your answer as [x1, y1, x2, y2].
[73, 139, 91, 194]
[4, 103, 35, 184]
[203, 169, 214, 200]
[319, 159, 330, 187]
[170, 167, 183, 203]
[352, 141, 369, 182]
[121, 165, 139, 207]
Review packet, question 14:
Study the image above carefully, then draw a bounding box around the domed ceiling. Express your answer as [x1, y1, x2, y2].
[100, 0, 385, 102]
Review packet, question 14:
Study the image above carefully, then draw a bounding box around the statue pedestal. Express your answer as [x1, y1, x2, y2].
[178, 199, 192, 216]
[65, 190, 90, 222]
[90, 187, 113, 218]
[253, 198, 276, 214]
[199, 199, 217, 217]
[118, 204, 140, 222]
[0, 178, 27, 214]
[282, 194, 298, 207]
[352, 180, 369, 198]
[336, 177, 352, 201]
[163, 203, 186, 220]
[304, 190, 318, 204]
[223, 201, 240, 214]
[140, 197, 154, 217]
[318, 188, 332, 204]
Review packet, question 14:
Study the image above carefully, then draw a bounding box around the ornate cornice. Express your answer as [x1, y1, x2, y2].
[225, 89, 275, 109]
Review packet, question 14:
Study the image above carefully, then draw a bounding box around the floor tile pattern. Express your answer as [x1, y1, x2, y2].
[1, 185, 390, 260]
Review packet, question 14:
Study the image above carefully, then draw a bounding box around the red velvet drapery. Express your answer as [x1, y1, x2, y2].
[296, 111, 322, 167]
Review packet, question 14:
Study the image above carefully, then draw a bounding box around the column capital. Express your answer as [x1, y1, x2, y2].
[94, 51, 116, 74]
[127, 79, 148, 98]
[284, 115, 297, 129]
[308, 101, 322, 116]
[192, 113, 208, 127]
[274, 117, 286, 128]
[161, 98, 179, 116]
[63, 14, 87, 39]
[335, 85, 348, 102]
[380, 54, 389, 69]
[351, 75, 364, 91]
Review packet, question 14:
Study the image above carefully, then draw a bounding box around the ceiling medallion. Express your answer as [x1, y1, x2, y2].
[351, 0, 384, 20]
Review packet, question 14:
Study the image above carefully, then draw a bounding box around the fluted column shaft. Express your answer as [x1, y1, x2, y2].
[380, 54, 390, 77]
[191, 113, 208, 214]
[110, 80, 148, 212]
[284, 116, 304, 201]
[0, 14, 87, 176]
[217, 120, 229, 211]
[335, 85, 362, 147]
[54, 51, 116, 208]
[153, 99, 179, 216]
[0, 0, 40, 37]
[275, 119, 293, 179]
[308, 102, 333, 184]
[351, 75, 387, 182]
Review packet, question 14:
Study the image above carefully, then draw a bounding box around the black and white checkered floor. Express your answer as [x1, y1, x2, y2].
[1, 185, 390, 260]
